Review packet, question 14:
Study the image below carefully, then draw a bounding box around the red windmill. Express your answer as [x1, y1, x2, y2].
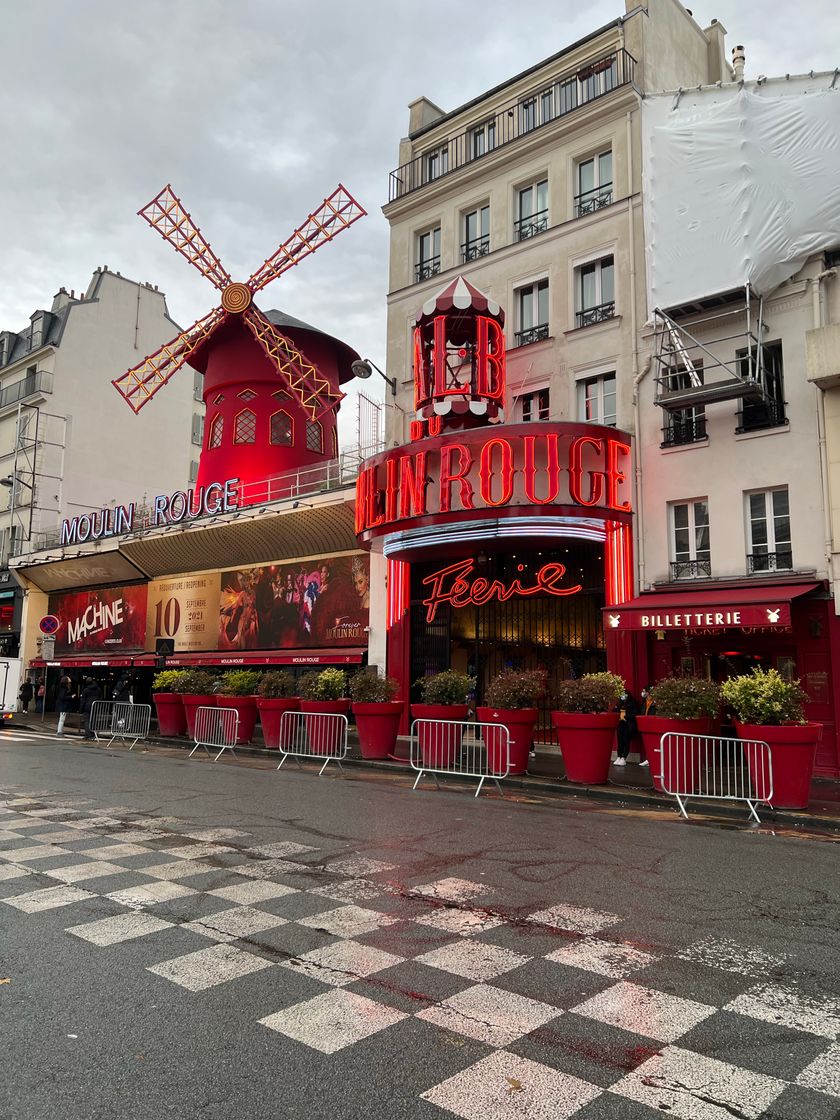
[112, 184, 366, 500]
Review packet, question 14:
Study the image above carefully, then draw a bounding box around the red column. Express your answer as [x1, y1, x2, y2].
[386, 559, 411, 733]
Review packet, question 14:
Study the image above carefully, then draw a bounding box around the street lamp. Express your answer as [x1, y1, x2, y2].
[0, 476, 33, 491]
[351, 358, 397, 397]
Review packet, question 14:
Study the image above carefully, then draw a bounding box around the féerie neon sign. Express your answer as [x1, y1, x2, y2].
[421, 558, 582, 623]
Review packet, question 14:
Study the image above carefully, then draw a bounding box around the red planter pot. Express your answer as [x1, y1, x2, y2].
[256, 697, 301, 750]
[411, 703, 468, 768]
[352, 701, 405, 760]
[153, 693, 187, 737]
[299, 699, 351, 755]
[476, 707, 537, 776]
[736, 721, 822, 810]
[215, 695, 258, 745]
[637, 715, 711, 793]
[550, 711, 619, 784]
[182, 694, 217, 739]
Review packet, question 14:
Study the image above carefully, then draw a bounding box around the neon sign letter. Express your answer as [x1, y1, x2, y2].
[421, 558, 582, 622]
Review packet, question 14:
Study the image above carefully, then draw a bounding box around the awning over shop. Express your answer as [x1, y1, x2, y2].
[164, 648, 366, 667]
[603, 582, 823, 631]
[29, 654, 155, 669]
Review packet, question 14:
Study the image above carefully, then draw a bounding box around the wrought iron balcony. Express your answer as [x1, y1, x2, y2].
[0, 370, 53, 410]
[574, 183, 613, 217]
[747, 550, 793, 573]
[388, 49, 636, 201]
[461, 238, 490, 263]
[661, 415, 707, 448]
[576, 301, 616, 329]
[514, 324, 549, 347]
[414, 257, 441, 284]
[670, 559, 712, 581]
[736, 398, 787, 434]
[514, 210, 548, 242]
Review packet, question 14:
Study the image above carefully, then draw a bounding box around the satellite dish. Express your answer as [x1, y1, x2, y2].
[351, 359, 373, 379]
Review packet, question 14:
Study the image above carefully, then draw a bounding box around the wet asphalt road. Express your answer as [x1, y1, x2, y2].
[2, 732, 839, 1120]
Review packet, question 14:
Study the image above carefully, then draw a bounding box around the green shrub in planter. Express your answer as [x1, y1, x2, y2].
[217, 669, 263, 696]
[721, 668, 808, 725]
[553, 671, 624, 714]
[299, 668, 348, 701]
[152, 669, 190, 693]
[177, 669, 216, 695]
[416, 670, 475, 706]
[649, 675, 721, 720]
[349, 670, 400, 704]
[484, 669, 547, 710]
[258, 671, 296, 699]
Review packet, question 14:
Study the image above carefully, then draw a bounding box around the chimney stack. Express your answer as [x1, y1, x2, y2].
[732, 44, 746, 82]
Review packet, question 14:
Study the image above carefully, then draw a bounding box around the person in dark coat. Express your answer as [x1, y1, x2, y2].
[614, 690, 640, 767]
[80, 677, 102, 740]
[56, 675, 75, 736]
[18, 679, 33, 713]
[112, 674, 131, 703]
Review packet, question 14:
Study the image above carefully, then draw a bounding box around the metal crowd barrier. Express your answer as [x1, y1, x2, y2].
[190, 705, 239, 762]
[659, 732, 773, 823]
[409, 718, 510, 798]
[90, 701, 152, 750]
[276, 710, 349, 776]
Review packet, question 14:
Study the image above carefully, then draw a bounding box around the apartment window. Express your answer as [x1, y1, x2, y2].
[519, 97, 538, 133]
[415, 227, 441, 283]
[577, 373, 616, 426]
[515, 179, 548, 241]
[270, 410, 293, 446]
[670, 499, 711, 580]
[747, 488, 792, 572]
[576, 255, 615, 327]
[305, 418, 323, 453]
[576, 150, 613, 216]
[193, 370, 204, 402]
[661, 362, 706, 447]
[462, 205, 489, 262]
[425, 145, 449, 181]
[577, 55, 618, 101]
[515, 280, 549, 346]
[208, 414, 223, 449]
[737, 341, 787, 432]
[470, 119, 496, 159]
[519, 388, 550, 422]
[233, 408, 257, 444]
[558, 76, 578, 115]
[191, 413, 204, 447]
[189, 460, 199, 485]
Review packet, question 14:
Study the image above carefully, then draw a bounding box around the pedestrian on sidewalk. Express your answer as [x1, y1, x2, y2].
[112, 674, 131, 703]
[614, 690, 639, 767]
[56, 675, 74, 736]
[35, 680, 46, 714]
[80, 677, 102, 740]
[18, 679, 33, 713]
[637, 686, 655, 768]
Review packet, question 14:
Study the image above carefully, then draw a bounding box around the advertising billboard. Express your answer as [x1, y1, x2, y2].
[48, 584, 149, 655]
[145, 573, 221, 653]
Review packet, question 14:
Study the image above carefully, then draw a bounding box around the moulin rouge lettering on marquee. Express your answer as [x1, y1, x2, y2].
[61, 478, 240, 546]
[422, 558, 582, 623]
[355, 430, 632, 535]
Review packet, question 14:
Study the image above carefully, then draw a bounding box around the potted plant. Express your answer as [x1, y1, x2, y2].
[256, 670, 300, 750]
[151, 669, 189, 737]
[349, 670, 404, 760]
[722, 668, 820, 810]
[215, 669, 263, 745]
[476, 669, 546, 776]
[411, 670, 475, 768]
[179, 670, 218, 739]
[551, 672, 624, 784]
[299, 668, 350, 755]
[639, 676, 721, 793]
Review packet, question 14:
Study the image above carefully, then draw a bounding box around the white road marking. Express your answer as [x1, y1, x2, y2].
[259, 989, 407, 1054]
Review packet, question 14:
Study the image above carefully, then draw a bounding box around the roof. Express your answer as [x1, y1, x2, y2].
[415, 276, 504, 324]
[263, 309, 361, 385]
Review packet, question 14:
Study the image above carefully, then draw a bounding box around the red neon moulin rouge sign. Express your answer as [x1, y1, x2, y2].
[422, 558, 582, 622]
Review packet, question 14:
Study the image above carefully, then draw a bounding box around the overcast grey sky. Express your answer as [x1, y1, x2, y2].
[1, 1, 838, 433]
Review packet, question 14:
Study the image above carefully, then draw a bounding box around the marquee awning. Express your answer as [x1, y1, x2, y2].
[603, 581, 823, 631]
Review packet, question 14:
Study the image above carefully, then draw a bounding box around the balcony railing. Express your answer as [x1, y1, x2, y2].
[671, 559, 712, 581]
[736, 398, 787, 434]
[0, 370, 53, 410]
[661, 415, 707, 448]
[575, 301, 616, 329]
[461, 238, 490, 262]
[514, 324, 550, 347]
[747, 550, 793, 573]
[414, 257, 441, 283]
[574, 183, 613, 217]
[388, 48, 636, 201]
[514, 210, 549, 242]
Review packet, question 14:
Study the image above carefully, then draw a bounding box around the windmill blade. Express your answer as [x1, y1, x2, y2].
[243, 306, 344, 420]
[139, 185, 231, 290]
[246, 184, 366, 295]
[112, 306, 224, 413]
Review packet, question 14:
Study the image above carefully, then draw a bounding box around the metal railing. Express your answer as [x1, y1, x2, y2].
[747, 550, 793, 573]
[576, 301, 616, 328]
[661, 415, 707, 447]
[410, 718, 510, 798]
[414, 258, 441, 283]
[658, 732, 773, 823]
[670, 558, 712, 581]
[190, 705, 239, 762]
[514, 324, 550, 347]
[275, 710, 349, 776]
[0, 370, 53, 411]
[514, 211, 549, 242]
[90, 701, 151, 750]
[388, 49, 635, 201]
[461, 238, 490, 262]
[574, 184, 613, 216]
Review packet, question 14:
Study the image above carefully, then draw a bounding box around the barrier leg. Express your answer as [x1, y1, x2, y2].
[276, 753, 287, 770]
[474, 775, 486, 799]
[214, 744, 235, 763]
[746, 799, 762, 825]
[189, 742, 211, 759]
[674, 792, 689, 820]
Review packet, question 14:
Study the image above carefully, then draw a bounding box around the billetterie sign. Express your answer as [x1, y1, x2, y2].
[61, 478, 239, 546]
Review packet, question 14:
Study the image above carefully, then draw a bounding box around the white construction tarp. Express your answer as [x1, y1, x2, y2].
[643, 75, 840, 312]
